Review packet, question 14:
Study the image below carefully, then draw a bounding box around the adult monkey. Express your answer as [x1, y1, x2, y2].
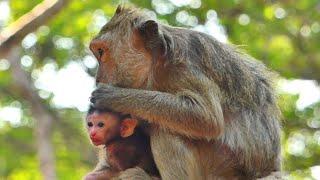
[89, 6, 281, 180]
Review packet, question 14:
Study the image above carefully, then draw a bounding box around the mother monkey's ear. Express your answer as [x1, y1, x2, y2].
[137, 20, 174, 61]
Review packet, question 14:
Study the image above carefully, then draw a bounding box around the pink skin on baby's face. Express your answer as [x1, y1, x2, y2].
[86, 112, 120, 146]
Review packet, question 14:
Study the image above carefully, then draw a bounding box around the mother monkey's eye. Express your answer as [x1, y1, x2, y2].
[98, 48, 104, 58]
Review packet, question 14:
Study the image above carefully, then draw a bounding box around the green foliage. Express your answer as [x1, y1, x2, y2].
[1, 0, 319, 179]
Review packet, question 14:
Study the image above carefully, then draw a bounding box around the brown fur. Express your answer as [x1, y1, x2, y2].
[89, 5, 281, 180]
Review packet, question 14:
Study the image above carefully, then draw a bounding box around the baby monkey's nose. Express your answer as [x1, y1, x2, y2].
[90, 131, 97, 138]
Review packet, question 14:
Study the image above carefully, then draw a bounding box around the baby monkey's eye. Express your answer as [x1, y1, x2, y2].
[98, 122, 104, 127]
[87, 122, 93, 127]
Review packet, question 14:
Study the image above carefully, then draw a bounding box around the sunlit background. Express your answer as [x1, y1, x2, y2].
[0, 0, 320, 179]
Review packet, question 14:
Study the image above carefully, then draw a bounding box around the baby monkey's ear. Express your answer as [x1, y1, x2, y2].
[120, 118, 138, 138]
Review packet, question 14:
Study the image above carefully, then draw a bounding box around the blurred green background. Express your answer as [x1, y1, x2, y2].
[0, 0, 319, 179]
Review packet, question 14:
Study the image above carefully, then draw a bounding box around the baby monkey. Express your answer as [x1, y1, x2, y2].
[85, 106, 159, 179]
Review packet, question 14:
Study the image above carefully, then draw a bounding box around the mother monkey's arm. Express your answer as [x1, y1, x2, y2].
[91, 80, 224, 140]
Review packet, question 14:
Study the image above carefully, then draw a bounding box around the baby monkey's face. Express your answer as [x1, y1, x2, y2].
[86, 111, 138, 146]
[86, 112, 121, 146]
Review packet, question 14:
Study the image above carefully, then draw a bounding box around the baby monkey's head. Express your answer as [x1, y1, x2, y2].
[86, 106, 137, 146]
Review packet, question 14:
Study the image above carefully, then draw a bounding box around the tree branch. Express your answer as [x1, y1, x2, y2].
[0, 1, 71, 179]
[0, 0, 69, 58]
[7, 46, 57, 180]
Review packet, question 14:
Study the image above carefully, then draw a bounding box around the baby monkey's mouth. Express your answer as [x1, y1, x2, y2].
[91, 138, 102, 145]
